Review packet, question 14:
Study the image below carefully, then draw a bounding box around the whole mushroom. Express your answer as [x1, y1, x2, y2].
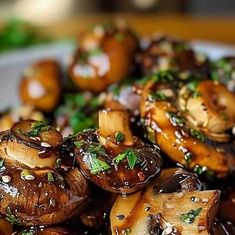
[74, 109, 162, 193]
[69, 23, 138, 92]
[20, 59, 62, 112]
[0, 120, 90, 226]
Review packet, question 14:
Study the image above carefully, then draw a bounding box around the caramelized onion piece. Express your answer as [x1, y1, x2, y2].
[179, 80, 235, 134]
[19, 59, 61, 112]
[74, 129, 162, 193]
[141, 81, 234, 177]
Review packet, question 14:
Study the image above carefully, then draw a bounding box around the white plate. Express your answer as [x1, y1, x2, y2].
[0, 40, 235, 110]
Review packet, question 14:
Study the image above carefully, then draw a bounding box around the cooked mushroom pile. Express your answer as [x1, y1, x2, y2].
[1, 22, 235, 234]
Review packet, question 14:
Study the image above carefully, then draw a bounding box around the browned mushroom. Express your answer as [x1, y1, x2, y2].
[137, 35, 209, 78]
[17, 226, 75, 235]
[19, 59, 61, 112]
[69, 24, 138, 92]
[0, 218, 13, 235]
[74, 110, 162, 193]
[0, 120, 90, 226]
[79, 188, 117, 229]
[140, 79, 235, 177]
[110, 169, 220, 235]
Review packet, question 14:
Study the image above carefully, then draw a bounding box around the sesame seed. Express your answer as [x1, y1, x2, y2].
[2, 175, 11, 183]
[41, 142, 51, 148]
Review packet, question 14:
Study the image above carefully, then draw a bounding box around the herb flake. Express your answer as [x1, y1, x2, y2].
[114, 149, 139, 169]
[115, 131, 125, 143]
[180, 208, 202, 224]
[190, 129, 205, 142]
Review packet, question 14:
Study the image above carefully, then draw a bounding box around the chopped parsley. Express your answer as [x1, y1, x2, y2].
[115, 131, 125, 144]
[27, 121, 51, 137]
[0, 159, 4, 168]
[5, 207, 21, 226]
[148, 91, 167, 101]
[167, 112, 185, 127]
[184, 152, 193, 167]
[20, 232, 33, 235]
[186, 81, 201, 98]
[179, 208, 202, 224]
[74, 140, 85, 148]
[86, 143, 111, 174]
[139, 70, 175, 85]
[47, 172, 54, 183]
[190, 129, 205, 142]
[114, 149, 139, 169]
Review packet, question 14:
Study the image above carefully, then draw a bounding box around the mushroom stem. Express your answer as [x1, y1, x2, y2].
[98, 110, 134, 146]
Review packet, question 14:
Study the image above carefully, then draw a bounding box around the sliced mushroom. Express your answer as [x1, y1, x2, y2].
[69, 24, 138, 92]
[74, 110, 162, 193]
[141, 80, 234, 177]
[19, 59, 61, 112]
[0, 120, 90, 226]
[111, 185, 220, 235]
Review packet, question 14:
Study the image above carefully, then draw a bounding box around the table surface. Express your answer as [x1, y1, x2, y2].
[38, 14, 235, 45]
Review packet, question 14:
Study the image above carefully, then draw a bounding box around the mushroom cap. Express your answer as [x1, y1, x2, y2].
[74, 129, 162, 194]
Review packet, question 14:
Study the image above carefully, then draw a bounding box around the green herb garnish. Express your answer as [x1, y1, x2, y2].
[179, 208, 202, 224]
[190, 129, 205, 142]
[5, 207, 21, 226]
[114, 149, 139, 169]
[89, 157, 111, 175]
[47, 172, 54, 182]
[115, 131, 125, 143]
[20, 232, 33, 235]
[74, 140, 85, 148]
[0, 159, 4, 168]
[27, 121, 51, 137]
[167, 112, 185, 127]
[148, 90, 167, 101]
[187, 81, 201, 98]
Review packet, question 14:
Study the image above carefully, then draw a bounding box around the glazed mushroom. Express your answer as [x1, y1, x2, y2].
[74, 109, 162, 193]
[0, 120, 90, 226]
[110, 169, 220, 235]
[140, 79, 235, 177]
[137, 35, 209, 78]
[178, 80, 235, 140]
[0, 104, 44, 132]
[17, 226, 75, 235]
[69, 24, 138, 92]
[0, 218, 13, 235]
[79, 188, 117, 229]
[19, 59, 61, 112]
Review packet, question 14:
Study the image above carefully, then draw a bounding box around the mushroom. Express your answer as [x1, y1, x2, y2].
[0, 120, 90, 226]
[17, 226, 75, 235]
[74, 109, 162, 193]
[0, 104, 44, 132]
[110, 169, 220, 235]
[79, 187, 117, 229]
[137, 35, 209, 78]
[140, 80, 235, 177]
[0, 218, 13, 235]
[19, 59, 62, 112]
[69, 24, 138, 92]
[178, 80, 235, 136]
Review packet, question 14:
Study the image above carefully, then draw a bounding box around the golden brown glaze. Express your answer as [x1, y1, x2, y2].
[0, 219, 13, 235]
[141, 80, 234, 177]
[74, 129, 162, 194]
